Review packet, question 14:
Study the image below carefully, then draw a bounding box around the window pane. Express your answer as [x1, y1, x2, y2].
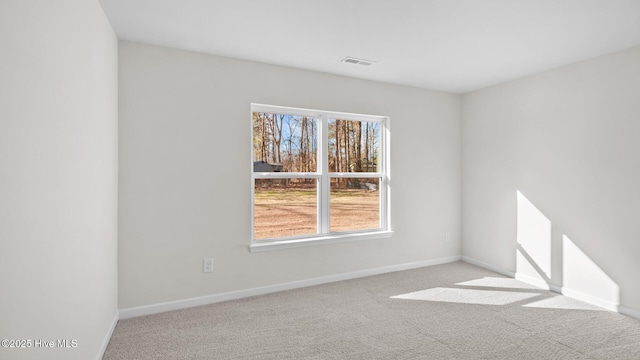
[328, 119, 380, 173]
[254, 178, 317, 240]
[330, 178, 380, 232]
[253, 112, 318, 172]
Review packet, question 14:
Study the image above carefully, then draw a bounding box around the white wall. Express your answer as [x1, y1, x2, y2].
[0, 1, 118, 359]
[118, 41, 461, 308]
[462, 46, 640, 314]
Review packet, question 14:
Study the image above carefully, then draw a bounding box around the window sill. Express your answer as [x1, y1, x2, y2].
[249, 230, 393, 253]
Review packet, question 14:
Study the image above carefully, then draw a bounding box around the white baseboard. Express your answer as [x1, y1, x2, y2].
[559, 287, 619, 312]
[461, 256, 515, 278]
[96, 310, 119, 360]
[513, 272, 561, 292]
[513, 274, 623, 313]
[462, 255, 640, 321]
[619, 305, 640, 320]
[119, 255, 462, 319]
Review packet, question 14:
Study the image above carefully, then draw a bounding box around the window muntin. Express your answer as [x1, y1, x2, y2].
[251, 104, 389, 244]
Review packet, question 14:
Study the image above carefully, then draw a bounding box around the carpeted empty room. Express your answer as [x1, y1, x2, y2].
[5, 2, 640, 360]
[103, 262, 640, 359]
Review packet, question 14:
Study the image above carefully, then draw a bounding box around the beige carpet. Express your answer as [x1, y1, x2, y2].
[103, 262, 640, 359]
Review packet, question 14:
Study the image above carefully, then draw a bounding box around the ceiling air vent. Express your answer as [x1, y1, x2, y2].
[341, 56, 376, 66]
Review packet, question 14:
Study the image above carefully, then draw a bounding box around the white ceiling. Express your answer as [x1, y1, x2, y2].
[99, 0, 640, 93]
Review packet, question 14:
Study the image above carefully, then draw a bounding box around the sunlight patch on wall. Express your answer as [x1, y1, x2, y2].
[563, 235, 620, 306]
[516, 191, 551, 283]
[391, 287, 539, 306]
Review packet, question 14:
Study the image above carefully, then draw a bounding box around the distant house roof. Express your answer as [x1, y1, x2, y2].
[253, 161, 283, 172]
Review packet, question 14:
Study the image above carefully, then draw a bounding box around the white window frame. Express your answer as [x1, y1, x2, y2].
[250, 103, 392, 252]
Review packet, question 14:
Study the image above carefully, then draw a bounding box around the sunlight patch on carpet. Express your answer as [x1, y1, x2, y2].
[391, 287, 540, 306]
[456, 277, 542, 290]
[522, 295, 606, 311]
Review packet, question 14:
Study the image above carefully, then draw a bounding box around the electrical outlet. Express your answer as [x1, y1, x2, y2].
[446, 232, 451, 242]
[203, 258, 214, 273]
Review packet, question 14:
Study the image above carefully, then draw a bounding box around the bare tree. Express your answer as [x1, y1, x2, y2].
[335, 120, 342, 173]
[355, 121, 362, 172]
[253, 112, 270, 163]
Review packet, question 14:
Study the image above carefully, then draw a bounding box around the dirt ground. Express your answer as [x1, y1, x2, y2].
[254, 188, 379, 240]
